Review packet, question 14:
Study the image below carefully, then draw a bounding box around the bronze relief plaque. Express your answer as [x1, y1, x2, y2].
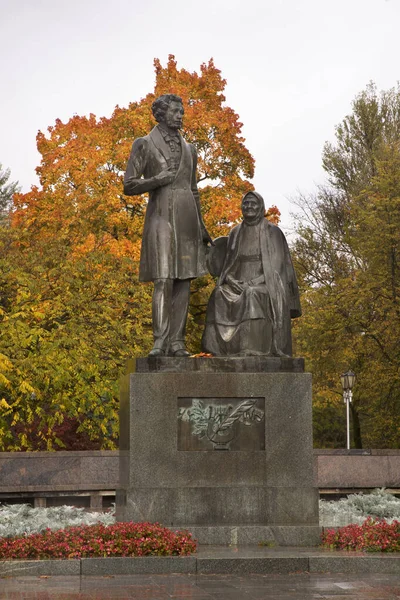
[178, 397, 265, 451]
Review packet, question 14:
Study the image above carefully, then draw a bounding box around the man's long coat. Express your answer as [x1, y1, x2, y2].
[124, 126, 207, 281]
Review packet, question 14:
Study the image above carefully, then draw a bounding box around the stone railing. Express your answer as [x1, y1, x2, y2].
[316, 449, 400, 491]
[0, 451, 118, 509]
[0, 449, 399, 508]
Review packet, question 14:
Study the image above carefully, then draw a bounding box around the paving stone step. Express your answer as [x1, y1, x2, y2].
[0, 546, 399, 577]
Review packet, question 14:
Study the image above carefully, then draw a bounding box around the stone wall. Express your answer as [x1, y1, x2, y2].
[0, 451, 119, 493]
[0, 449, 399, 499]
[316, 449, 400, 490]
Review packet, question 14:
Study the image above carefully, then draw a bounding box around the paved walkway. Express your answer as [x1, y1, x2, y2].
[1, 572, 400, 599]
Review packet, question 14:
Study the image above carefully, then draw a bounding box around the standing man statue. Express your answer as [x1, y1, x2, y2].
[124, 94, 213, 357]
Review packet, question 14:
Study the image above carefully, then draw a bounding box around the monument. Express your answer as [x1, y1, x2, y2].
[116, 97, 320, 546]
[123, 94, 212, 357]
[202, 191, 301, 357]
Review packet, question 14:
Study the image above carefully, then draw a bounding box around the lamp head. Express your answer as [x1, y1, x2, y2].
[341, 370, 356, 391]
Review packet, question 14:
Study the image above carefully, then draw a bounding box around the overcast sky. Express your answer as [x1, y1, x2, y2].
[1, 0, 399, 231]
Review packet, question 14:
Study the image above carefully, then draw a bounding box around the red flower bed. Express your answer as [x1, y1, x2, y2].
[322, 517, 400, 552]
[0, 522, 197, 560]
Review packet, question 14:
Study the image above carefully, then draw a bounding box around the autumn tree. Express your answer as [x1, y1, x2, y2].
[0, 56, 257, 451]
[292, 83, 400, 449]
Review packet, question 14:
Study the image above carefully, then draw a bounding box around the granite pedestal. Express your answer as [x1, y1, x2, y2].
[116, 357, 320, 546]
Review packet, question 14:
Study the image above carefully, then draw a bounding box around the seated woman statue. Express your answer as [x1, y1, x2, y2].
[202, 191, 301, 357]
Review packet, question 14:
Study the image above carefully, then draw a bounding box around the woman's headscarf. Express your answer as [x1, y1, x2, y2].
[241, 191, 265, 226]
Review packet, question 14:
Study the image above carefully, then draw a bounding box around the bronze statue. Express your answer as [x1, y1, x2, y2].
[202, 191, 301, 357]
[124, 94, 212, 357]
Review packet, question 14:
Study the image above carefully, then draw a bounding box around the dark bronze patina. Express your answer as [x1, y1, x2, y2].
[123, 94, 212, 357]
[178, 396, 265, 451]
[202, 191, 301, 357]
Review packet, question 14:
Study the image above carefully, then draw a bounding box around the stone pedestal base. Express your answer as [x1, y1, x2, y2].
[116, 358, 320, 546]
[169, 525, 321, 546]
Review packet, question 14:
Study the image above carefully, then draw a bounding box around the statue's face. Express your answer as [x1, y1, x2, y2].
[242, 194, 261, 219]
[163, 101, 184, 130]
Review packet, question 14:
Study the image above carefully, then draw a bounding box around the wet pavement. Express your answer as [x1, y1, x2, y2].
[0, 572, 400, 599]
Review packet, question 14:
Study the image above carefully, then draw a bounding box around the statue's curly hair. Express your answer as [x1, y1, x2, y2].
[152, 94, 183, 123]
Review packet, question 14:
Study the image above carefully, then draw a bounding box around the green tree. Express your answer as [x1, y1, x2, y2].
[0, 56, 255, 451]
[293, 83, 400, 449]
[0, 166, 20, 422]
[0, 164, 19, 222]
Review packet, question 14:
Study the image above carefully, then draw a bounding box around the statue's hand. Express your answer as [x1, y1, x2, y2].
[202, 228, 215, 246]
[155, 168, 175, 187]
[226, 275, 245, 294]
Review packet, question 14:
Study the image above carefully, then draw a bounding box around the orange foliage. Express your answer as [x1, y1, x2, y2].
[12, 55, 258, 251]
[265, 205, 281, 225]
[0, 55, 280, 450]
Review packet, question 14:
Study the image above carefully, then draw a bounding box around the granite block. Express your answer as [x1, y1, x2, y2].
[186, 526, 276, 546]
[0, 455, 81, 488]
[265, 487, 319, 525]
[317, 455, 400, 488]
[117, 368, 319, 541]
[1, 551, 400, 578]
[0, 451, 119, 493]
[2, 449, 399, 497]
[81, 556, 196, 575]
[309, 555, 400, 574]
[119, 372, 314, 489]
[180, 525, 321, 546]
[268, 526, 321, 547]
[0, 559, 80, 577]
[131, 356, 305, 373]
[315, 448, 372, 455]
[196, 556, 309, 574]
[372, 449, 400, 455]
[264, 375, 314, 487]
[80, 455, 119, 486]
[119, 486, 319, 526]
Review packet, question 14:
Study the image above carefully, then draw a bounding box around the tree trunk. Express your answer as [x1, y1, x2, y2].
[350, 403, 363, 449]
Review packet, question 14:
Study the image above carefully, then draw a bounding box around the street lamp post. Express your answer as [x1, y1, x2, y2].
[340, 371, 356, 450]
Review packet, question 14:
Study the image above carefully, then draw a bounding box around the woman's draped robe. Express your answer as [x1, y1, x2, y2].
[202, 219, 301, 356]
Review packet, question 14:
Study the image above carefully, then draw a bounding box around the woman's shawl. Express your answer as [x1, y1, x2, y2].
[218, 219, 301, 327]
